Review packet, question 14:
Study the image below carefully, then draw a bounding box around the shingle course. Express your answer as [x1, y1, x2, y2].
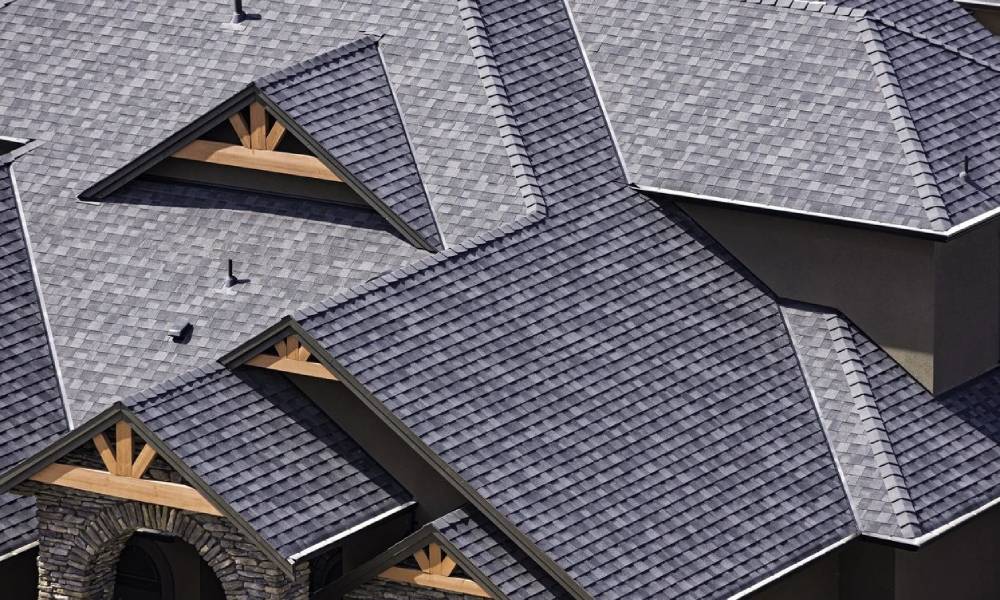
[0, 0, 524, 410]
[295, 0, 857, 597]
[258, 36, 445, 251]
[123, 365, 412, 560]
[0, 163, 68, 555]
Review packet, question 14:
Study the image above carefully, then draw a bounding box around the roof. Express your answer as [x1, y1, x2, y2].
[0, 0, 525, 411]
[292, 0, 858, 596]
[784, 301, 1000, 541]
[433, 507, 571, 600]
[256, 36, 445, 251]
[0, 161, 68, 555]
[568, 0, 1000, 234]
[121, 365, 413, 560]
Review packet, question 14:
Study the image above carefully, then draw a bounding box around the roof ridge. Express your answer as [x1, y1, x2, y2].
[291, 0, 552, 324]
[826, 312, 922, 537]
[857, 17, 952, 230]
[459, 0, 546, 215]
[865, 12, 1000, 74]
[254, 34, 381, 90]
[740, 0, 867, 18]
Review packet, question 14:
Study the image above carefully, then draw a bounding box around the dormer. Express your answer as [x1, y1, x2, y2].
[82, 36, 444, 253]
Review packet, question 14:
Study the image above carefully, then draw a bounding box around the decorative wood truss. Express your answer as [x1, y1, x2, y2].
[379, 542, 491, 598]
[29, 421, 222, 516]
[245, 334, 338, 381]
[172, 101, 342, 182]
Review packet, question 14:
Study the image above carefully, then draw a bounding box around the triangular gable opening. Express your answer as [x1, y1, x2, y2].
[244, 332, 339, 382]
[378, 541, 491, 598]
[83, 37, 443, 252]
[24, 418, 221, 517]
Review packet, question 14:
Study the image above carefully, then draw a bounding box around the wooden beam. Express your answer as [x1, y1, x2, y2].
[115, 421, 133, 477]
[228, 113, 252, 148]
[439, 555, 457, 577]
[428, 543, 443, 574]
[266, 121, 287, 151]
[173, 140, 342, 182]
[92, 434, 117, 473]
[30, 464, 222, 517]
[414, 548, 430, 572]
[250, 102, 267, 150]
[379, 567, 491, 598]
[131, 444, 158, 479]
[245, 354, 338, 381]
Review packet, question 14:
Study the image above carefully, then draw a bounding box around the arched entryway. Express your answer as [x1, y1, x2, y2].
[113, 532, 225, 600]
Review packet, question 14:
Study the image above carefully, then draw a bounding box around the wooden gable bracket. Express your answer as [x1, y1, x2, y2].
[379, 542, 492, 598]
[245, 334, 338, 381]
[28, 420, 222, 517]
[172, 100, 342, 182]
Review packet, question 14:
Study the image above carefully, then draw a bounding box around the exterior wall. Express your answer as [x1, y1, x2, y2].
[894, 505, 1000, 600]
[679, 201, 1000, 392]
[747, 549, 840, 600]
[19, 481, 309, 600]
[345, 578, 482, 600]
[967, 5, 1000, 35]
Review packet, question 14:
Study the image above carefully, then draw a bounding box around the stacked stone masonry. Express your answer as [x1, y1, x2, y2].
[17, 480, 309, 600]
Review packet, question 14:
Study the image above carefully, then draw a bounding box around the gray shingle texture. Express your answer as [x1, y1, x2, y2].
[568, 0, 1000, 232]
[122, 365, 412, 560]
[433, 507, 570, 600]
[0, 164, 68, 555]
[0, 0, 524, 412]
[257, 36, 445, 251]
[295, 0, 857, 596]
[784, 301, 1000, 539]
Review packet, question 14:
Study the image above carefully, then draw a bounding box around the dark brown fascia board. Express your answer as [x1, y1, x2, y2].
[318, 523, 508, 600]
[0, 403, 295, 578]
[224, 319, 592, 600]
[81, 86, 258, 200]
[251, 89, 438, 252]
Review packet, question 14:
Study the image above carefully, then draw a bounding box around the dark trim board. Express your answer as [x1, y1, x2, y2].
[224, 319, 591, 600]
[317, 524, 506, 600]
[0, 405, 295, 578]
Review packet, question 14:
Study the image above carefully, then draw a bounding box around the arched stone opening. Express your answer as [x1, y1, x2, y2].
[71, 502, 240, 600]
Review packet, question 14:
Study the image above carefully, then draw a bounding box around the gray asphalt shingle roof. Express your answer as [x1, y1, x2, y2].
[433, 507, 570, 600]
[293, 0, 857, 596]
[0, 0, 524, 412]
[568, 0, 1000, 233]
[784, 301, 1000, 540]
[0, 162, 68, 555]
[122, 365, 412, 560]
[257, 36, 445, 251]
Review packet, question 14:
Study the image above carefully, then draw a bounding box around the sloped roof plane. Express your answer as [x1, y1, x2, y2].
[0, 365, 414, 570]
[0, 158, 69, 556]
[569, 0, 1000, 236]
[84, 36, 445, 252]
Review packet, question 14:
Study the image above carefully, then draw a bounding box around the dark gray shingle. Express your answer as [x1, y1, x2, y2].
[0, 163, 68, 555]
[123, 365, 412, 560]
[258, 37, 445, 251]
[296, 0, 857, 596]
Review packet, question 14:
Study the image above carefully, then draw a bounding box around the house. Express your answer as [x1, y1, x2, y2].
[0, 0, 997, 599]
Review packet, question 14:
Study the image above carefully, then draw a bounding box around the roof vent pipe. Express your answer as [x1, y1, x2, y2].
[231, 0, 261, 24]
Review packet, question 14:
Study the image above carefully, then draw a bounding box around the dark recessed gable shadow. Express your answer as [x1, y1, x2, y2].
[935, 368, 1000, 448]
[100, 178, 408, 244]
[229, 366, 412, 503]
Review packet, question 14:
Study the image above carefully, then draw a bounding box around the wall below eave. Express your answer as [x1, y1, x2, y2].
[678, 201, 1000, 393]
[967, 5, 1000, 35]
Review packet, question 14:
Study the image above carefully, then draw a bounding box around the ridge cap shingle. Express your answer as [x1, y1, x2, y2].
[826, 312, 923, 537]
[857, 16, 952, 231]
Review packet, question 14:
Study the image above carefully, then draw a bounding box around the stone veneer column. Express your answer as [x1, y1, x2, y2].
[20, 482, 309, 600]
